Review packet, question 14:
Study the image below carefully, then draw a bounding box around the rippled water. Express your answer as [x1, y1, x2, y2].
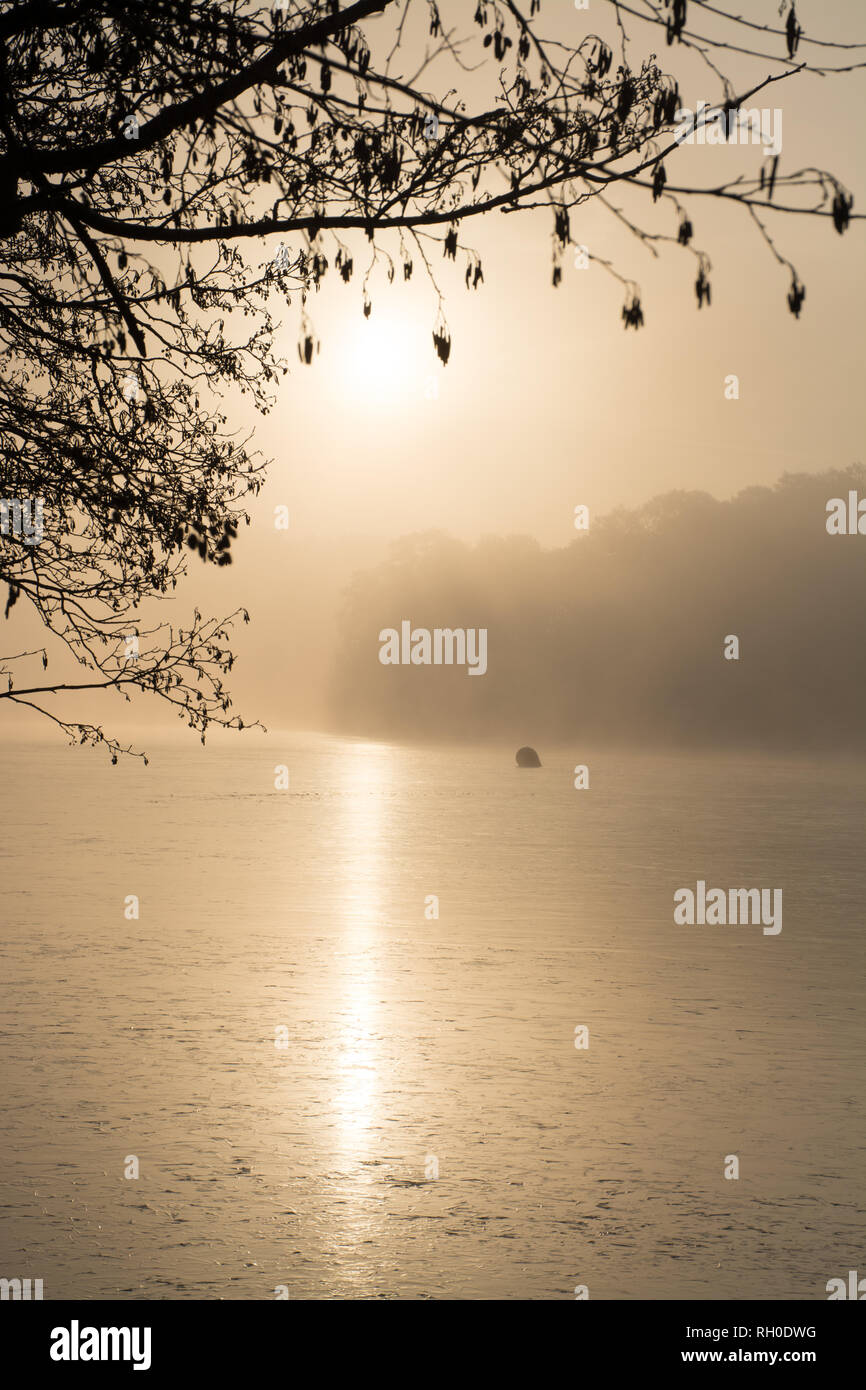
[1, 736, 864, 1300]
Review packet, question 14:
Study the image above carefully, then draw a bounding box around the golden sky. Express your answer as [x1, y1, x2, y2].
[3, 0, 864, 736]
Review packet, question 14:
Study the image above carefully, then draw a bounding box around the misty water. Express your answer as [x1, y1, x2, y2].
[1, 736, 863, 1300]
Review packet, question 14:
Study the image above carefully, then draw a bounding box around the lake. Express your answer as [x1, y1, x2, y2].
[1, 735, 863, 1299]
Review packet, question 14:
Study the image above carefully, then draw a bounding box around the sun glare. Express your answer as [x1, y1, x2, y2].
[335, 309, 434, 411]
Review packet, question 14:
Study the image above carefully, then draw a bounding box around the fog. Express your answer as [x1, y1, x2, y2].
[325, 467, 866, 750]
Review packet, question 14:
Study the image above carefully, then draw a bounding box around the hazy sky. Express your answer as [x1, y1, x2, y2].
[4, 0, 865, 737]
[246, 0, 865, 547]
[210, 1, 865, 728]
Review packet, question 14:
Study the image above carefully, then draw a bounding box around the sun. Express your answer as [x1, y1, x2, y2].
[333, 307, 434, 411]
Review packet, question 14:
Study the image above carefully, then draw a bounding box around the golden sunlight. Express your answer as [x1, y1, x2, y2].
[332, 741, 394, 1151]
[333, 308, 436, 411]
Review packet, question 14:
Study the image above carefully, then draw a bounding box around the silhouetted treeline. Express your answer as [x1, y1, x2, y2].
[328, 467, 866, 750]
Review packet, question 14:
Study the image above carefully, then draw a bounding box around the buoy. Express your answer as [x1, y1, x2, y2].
[516, 746, 541, 768]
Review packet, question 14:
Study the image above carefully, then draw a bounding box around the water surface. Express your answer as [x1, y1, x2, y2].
[1, 737, 863, 1299]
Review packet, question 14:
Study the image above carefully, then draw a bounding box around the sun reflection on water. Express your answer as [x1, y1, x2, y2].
[331, 741, 394, 1155]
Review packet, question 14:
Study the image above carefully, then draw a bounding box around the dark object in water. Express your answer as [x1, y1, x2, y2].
[516, 746, 542, 768]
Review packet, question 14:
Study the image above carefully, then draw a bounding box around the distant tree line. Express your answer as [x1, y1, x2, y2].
[329, 467, 866, 750]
